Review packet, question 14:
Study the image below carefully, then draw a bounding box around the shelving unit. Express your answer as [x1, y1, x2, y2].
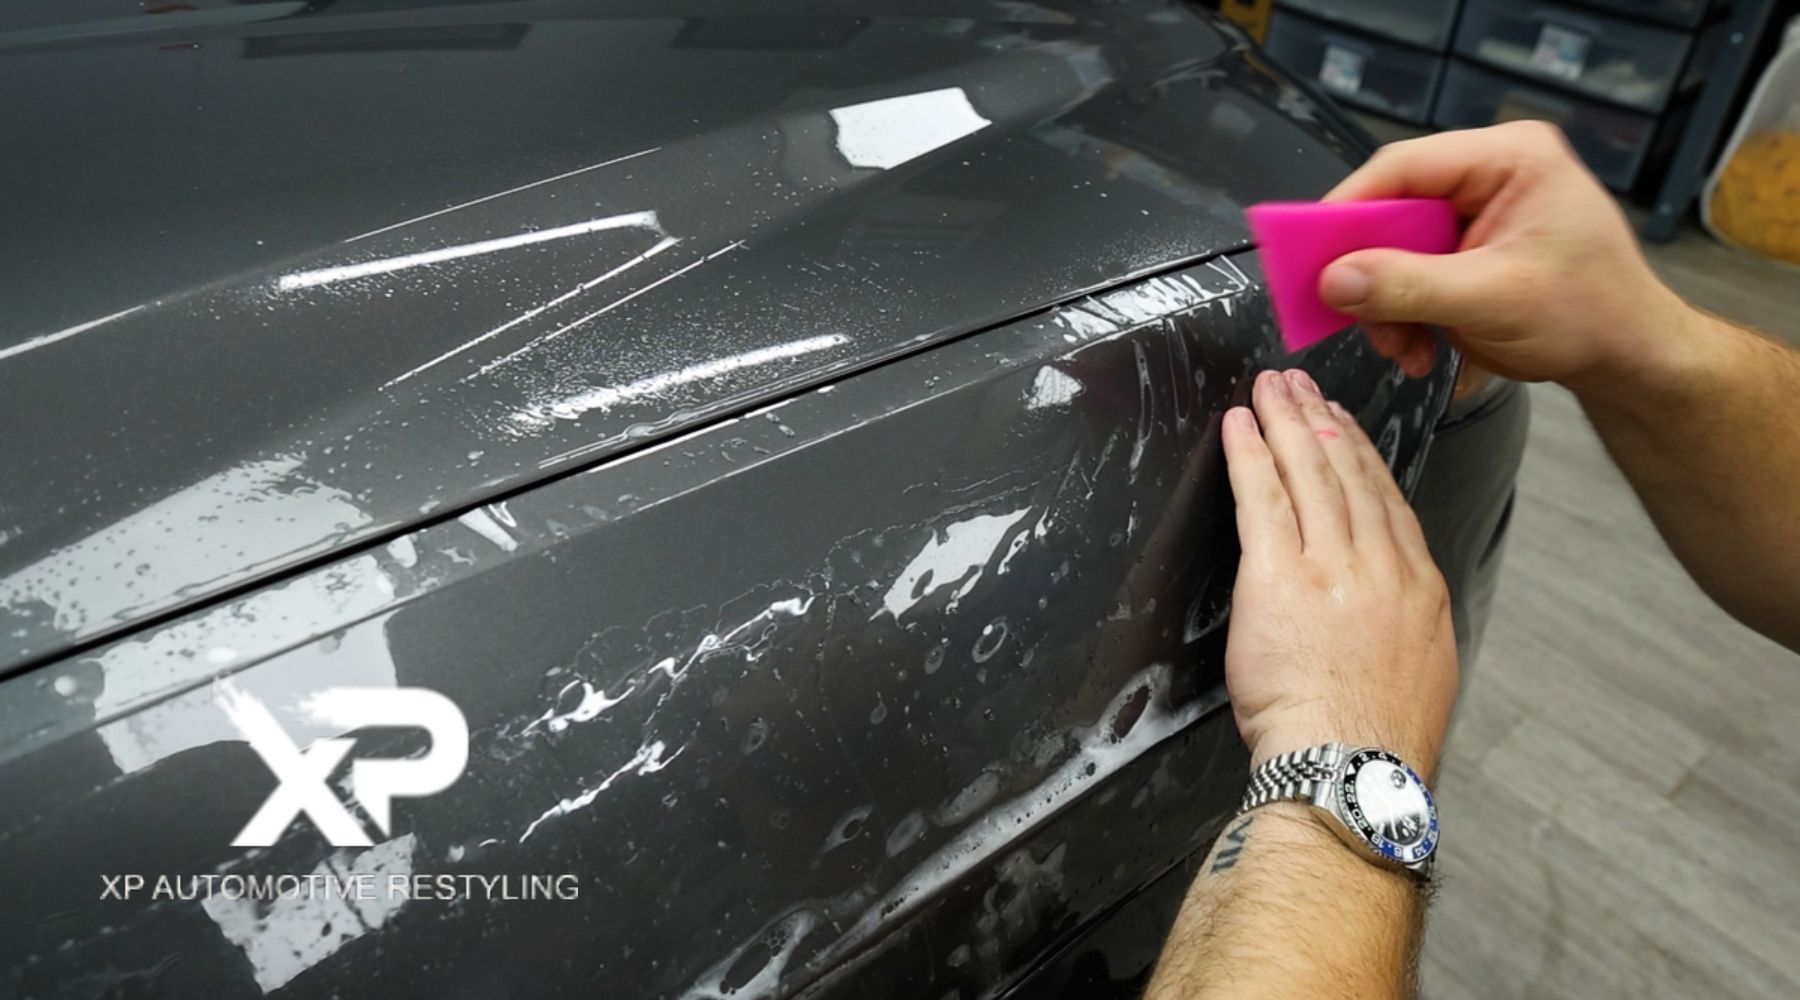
[1264, 0, 1462, 125]
[1259, 0, 1775, 232]
[1433, 0, 1724, 191]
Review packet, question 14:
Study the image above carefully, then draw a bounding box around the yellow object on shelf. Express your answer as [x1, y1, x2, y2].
[1709, 131, 1800, 265]
[1702, 17, 1800, 266]
[1220, 0, 1273, 43]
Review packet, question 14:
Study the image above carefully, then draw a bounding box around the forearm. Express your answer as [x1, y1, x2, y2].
[1145, 803, 1425, 1000]
[1572, 305, 1800, 651]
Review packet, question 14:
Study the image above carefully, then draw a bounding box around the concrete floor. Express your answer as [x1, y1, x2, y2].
[1419, 226, 1800, 998]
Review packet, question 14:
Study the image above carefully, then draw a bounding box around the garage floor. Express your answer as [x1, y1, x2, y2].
[1420, 224, 1800, 998]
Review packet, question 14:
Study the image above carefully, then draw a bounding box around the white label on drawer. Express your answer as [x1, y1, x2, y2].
[1529, 24, 1591, 81]
[1319, 45, 1365, 95]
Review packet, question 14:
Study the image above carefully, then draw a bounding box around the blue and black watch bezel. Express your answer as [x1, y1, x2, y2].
[1338, 748, 1438, 866]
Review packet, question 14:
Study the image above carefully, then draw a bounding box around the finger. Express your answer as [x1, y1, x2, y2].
[1328, 401, 1435, 569]
[1322, 121, 1569, 214]
[1399, 331, 1439, 377]
[1362, 322, 1441, 378]
[1362, 321, 1412, 364]
[1320, 245, 1513, 331]
[1251, 369, 1350, 554]
[1283, 370, 1394, 553]
[1221, 406, 1299, 562]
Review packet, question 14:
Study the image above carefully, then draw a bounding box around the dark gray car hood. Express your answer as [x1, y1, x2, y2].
[0, 0, 1362, 670]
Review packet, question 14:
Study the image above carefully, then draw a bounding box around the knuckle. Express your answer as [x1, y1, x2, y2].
[1316, 470, 1349, 507]
[1296, 562, 1334, 593]
[1537, 120, 1574, 153]
[1524, 121, 1577, 165]
[1366, 142, 1402, 167]
[1416, 565, 1451, 602]
[1524, 119, 1562, 142]
[1349, 475, 1384, 502]
[1504, 118, 1563, 149]
[1298, 394, 1335, 425]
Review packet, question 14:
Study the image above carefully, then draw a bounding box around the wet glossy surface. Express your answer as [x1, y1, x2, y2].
[1, 0, 1367, 670]
[0, 248, 1482, 997]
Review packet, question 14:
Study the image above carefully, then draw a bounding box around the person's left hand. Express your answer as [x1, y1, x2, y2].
[1220, 369, 1459, 778]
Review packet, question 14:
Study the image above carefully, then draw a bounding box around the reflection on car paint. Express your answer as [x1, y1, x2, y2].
[275, 211, 669, 292]
[347, 147, 663, 245]
[473, 239, 751, 379]
[201, 833, 417, 993]
[0, 8, 1363, 670]
[0, 303, 149, 363]
[387, 232, 684, 388]
[526, 332, 850, 423]
[0, 456, 376, 670]
[877, 508, 1036, 621]
[828, 88, 992, 170]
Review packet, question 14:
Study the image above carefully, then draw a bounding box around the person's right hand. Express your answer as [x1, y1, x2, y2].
[1318, 121, 1695, 394]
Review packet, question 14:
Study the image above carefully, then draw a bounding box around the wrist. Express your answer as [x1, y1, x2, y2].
[1247, 803, 1436, 904]
[1565, 291, 1712, 414]
[1246, 718, 1441, 785]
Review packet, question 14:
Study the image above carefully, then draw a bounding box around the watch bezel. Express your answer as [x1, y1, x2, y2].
[1336, 748, 1437, 866]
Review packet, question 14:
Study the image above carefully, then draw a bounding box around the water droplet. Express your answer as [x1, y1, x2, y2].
[923, 642, 947, 675]
[972, 618, 1009, 663]
[742, 717, 769, 754]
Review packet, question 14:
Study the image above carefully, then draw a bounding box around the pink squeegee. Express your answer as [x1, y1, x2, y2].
[1245, 198, 1459, 352]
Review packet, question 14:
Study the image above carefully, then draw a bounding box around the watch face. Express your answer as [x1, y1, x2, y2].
[1339, 749, 1437, 865]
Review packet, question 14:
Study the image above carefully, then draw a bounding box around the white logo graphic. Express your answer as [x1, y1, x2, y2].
[220, 684, 469, 848]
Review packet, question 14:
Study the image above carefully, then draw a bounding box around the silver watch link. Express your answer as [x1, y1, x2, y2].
[1240, 742, 1438, 876]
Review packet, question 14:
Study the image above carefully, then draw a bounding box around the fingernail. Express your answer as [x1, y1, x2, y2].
[1285, 369, 1319, 397]
[1327, 400, 1353, 422]
[1231, 406, 1258, 431]
[1260, 369, 1290, 398]
[1320, 262, 1370, 307]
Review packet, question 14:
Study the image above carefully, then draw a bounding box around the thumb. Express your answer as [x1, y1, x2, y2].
[1320, 247, 1504, 329]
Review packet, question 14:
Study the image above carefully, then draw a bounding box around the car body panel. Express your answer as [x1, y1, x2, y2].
[1, 0, 1366, 670]
[0, 249, 1459, 998]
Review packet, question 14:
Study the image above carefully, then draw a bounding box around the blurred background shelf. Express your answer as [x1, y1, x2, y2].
[1265, 7, 1449, 123]
[1224, 0, 1787, 240]
[1277, 0, 1464, 50]
[1452, 0, 1717, 114]
[1430, 58, 1693, 190]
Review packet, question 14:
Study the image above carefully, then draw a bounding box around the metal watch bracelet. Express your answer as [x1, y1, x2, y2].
[1240, 742, 1346, 813]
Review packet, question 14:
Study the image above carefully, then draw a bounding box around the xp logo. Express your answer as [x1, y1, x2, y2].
[219, 684, 469, 848]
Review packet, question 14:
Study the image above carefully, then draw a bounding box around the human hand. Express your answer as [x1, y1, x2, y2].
[1221, 369, 1458, 777]
[1318, 122, 1693, 398]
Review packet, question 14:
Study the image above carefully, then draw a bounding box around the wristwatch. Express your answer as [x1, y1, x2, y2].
[1240, 742, 1439, 876]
